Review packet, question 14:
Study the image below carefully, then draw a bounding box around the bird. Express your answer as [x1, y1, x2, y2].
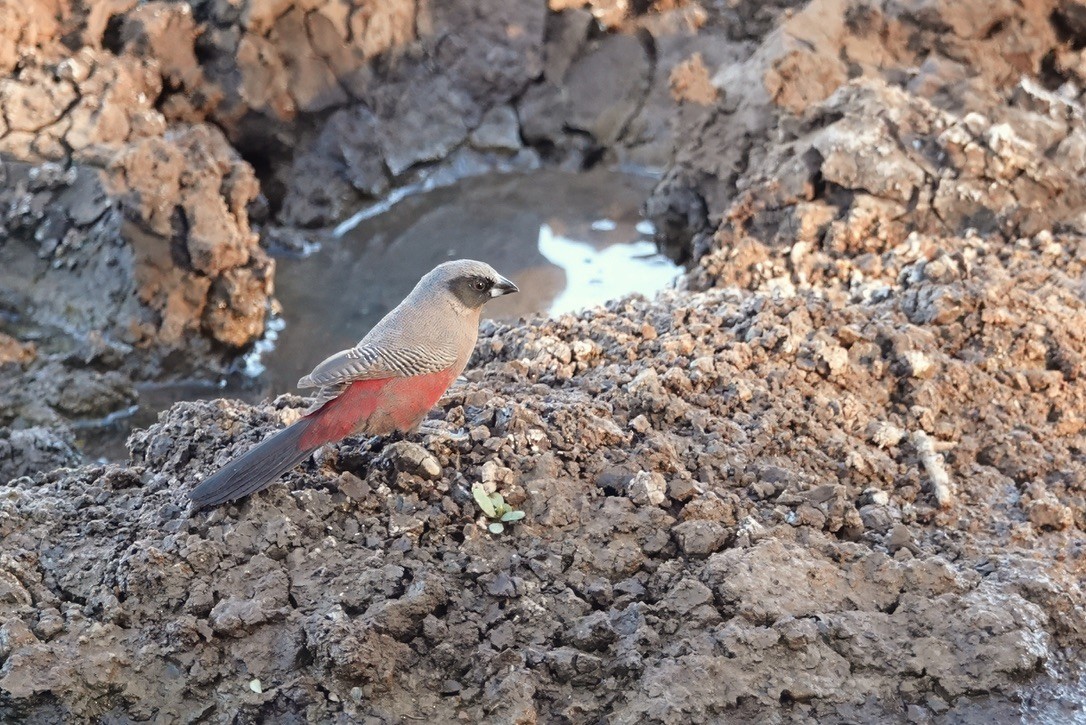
[188, 259, 519, 507]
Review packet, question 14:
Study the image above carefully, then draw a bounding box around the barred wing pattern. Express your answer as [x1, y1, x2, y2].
[297, 342, 459, 413]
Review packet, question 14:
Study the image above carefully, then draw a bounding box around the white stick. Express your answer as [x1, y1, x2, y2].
[914, 431, 953, 508]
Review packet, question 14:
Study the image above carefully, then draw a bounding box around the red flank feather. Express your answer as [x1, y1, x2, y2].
[299, 366, 460, 449]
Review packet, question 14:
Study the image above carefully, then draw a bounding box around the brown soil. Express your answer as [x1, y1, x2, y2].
[2, 0, 1085, 722]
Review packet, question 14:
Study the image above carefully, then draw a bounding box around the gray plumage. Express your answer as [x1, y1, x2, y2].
[297, 260, 515, 410]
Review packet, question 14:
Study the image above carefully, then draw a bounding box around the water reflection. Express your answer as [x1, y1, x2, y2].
[536, 224, 679, 316]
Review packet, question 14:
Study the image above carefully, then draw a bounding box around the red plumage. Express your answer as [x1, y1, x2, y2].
[300, 367, 460, 448]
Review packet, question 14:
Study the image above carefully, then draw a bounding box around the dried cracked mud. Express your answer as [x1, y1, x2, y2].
[2, 0, 1086, 722]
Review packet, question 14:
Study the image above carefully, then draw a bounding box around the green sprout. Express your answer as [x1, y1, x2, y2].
[471, 483, 526, 534]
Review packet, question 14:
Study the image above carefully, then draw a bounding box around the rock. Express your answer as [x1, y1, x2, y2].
[120, 2, 210, 115]
[672, 519, 729, 556]
[1027, 499, 1075, 532]
[0, 427, 80, 482]
[0, 571, 32, 607]
[1023, 482, 1075, 532]
[376, 77, 475, 176]
[860, 488, 890, 507]
[272, 8, 349, 114]
[380, 441, 442, 481]
[543, 8, 593, 83]
[517, 82, 570, 145]
[469, 106, 522, 152]
[32, 609, 64, 640]
[858, 504, 895, 534]
[278, 103, 392, 227]
[487, 572, 524, 598]
[669, 53, 718, 105]
[626, 471, 667, 507]
[565, 611, 618, 651]
[887, 524, 917, 553]
[666, 475, 699, 503]
[0, 620, 39, 662]
[335, 471, 370, 500]
[0, 130, 271, 366]
[0, 334, 36, 366]
[565, 34, 651, 146]
[901, 351, 935, 379]
[660, 577, 715, 616]
[328, 106, 390, 193]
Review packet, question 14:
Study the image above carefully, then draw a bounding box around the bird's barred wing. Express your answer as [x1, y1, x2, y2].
[297, 343, 458, 390]
[297, 342, 460, 415]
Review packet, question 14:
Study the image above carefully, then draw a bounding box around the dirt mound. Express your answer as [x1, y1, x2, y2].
[2, 253, 1084, 720]
[645, 0, 1086, 261]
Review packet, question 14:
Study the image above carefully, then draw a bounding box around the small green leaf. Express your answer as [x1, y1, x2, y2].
[249, 679, 263, 694]
[501, 510, 525, 523]
[492, 493, 505, 508]
[472, 484, 496, 517]
[488, 522, 505, 534]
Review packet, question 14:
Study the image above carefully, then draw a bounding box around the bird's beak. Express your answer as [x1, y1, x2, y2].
[490, 275, 519, 297]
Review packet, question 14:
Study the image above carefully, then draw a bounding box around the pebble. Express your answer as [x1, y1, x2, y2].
[672, 520, 729, 556]
[627, 471, 667, 507]
[381, 441, 442, 480]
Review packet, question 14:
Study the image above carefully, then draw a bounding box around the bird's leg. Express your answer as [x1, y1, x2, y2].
[415, 418, 470, 442]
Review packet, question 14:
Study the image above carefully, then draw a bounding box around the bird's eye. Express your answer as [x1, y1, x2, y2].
[472, 279, 488, 291]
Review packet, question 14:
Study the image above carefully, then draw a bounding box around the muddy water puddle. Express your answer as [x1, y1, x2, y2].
[85, 169, 680, 460]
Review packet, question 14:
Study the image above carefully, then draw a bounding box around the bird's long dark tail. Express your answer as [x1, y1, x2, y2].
[188, 418, 319, 508]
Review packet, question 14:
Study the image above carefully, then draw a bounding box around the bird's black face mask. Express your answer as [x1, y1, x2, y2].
[449, 274, 518, 309]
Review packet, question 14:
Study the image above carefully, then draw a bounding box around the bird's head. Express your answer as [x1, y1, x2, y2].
[424, 259, 519, 312]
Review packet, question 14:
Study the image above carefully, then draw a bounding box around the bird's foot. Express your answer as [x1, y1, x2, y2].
[416, 419, 470, 443]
